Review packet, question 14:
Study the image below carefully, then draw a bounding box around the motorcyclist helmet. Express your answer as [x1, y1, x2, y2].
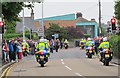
[40, 39, 44, 42]
[23, 40, 26, 43]
[87, 38, 91, 41]
[81, 38, 83, 40]
[44, 39, 48, 43]
[103, 37, 108, 41]
[65, 39, 67, 41]
[41, 36, 44, 39]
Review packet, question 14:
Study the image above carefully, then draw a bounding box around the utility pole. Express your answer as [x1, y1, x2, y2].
[99, 0, 102, 35]
[23, 8, 25, 40]
[41, 0, 44, 37]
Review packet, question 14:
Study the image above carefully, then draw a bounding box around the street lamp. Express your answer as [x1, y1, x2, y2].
[23, 8, 25, 41]
[41, 0, 44, 37]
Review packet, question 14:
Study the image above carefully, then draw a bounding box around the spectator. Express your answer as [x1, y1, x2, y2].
[9, 40, 15, 62]
[2, 40, 9, 62]
[17, 42, 22, 61]
[55, 39, 60, 52]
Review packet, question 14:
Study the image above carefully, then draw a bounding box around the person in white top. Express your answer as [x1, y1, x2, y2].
[17, 43, 22, 61]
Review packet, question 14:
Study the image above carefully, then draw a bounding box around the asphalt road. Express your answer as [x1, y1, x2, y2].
[7, 47, 118, 77]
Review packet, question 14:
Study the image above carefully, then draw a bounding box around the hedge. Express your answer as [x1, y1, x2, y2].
[109, 35, 120, 59]
[4, 33, 30, 40]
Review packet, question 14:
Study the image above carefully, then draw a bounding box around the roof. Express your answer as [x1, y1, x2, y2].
[16, 17, 36, 33]
[35, 13, 75, 21]
[76, 17, 89, 22]
[43, 20, 76, 28]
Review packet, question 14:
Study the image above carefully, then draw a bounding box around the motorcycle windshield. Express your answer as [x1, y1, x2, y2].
[43, 50, 48, 54]
[86, 46, 90, 49]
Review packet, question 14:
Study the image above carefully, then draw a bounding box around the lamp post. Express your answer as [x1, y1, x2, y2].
[23, 8, 25, 41]
[41, 0, 44, 37]
[99, 0, 102, 35]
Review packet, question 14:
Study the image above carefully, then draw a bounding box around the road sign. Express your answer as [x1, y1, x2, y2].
[38, 26, 44, 37]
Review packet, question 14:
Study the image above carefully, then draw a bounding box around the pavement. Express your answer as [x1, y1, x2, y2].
[111, 57, 120, 65]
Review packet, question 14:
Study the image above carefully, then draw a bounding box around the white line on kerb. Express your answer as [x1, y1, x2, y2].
[75, 73, 82, 76]
[61, 59, 63, 61]
[62, 62, 64, 64]
[65, 66, 72, 70]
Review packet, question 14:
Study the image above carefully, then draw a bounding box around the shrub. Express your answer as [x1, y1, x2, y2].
[109, 35, 120, 59]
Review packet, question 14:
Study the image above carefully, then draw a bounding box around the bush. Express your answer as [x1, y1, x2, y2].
[4, 32, 30, 40]
[109, 35, 120, 59]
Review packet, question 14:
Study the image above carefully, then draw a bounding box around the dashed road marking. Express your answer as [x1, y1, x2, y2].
[61, 59, 63, 62]
[62, 62, 64, 64]
[75, 72, 82, 76]
[65, 66, 72, 70]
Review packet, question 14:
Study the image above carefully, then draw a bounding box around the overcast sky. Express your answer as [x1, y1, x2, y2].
[19, 0, 115, 24]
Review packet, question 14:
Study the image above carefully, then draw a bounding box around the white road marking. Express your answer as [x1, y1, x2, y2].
[62, 62, 64, 64]
[61, 59, 63, 61]
[75, 72, 82, 76]
[65, 66, 72, 70]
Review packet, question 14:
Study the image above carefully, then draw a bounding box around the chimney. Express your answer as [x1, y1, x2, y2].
[91, 18, 95, 22]
[31, 9, 34, 19]
[76, 12, 82, 18]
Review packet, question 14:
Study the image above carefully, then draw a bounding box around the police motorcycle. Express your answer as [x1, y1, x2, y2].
[86, 41, 95, 58]
[36, 50, 49, 67]
[64, 43, 68, 49]
[86, 45, 94, 58]
[99, 48, 113, 66]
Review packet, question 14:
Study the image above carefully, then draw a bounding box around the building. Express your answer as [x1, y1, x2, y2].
[16, 9, 38, 33]
[36, 12, 98, 37]
[16, 11, 98, 37]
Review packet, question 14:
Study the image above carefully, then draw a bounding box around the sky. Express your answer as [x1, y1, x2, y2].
[19, 0, 115, 24]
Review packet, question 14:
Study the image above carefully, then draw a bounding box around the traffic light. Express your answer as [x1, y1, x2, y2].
[0, 22, 4, 34]
[30, 29, 32, 34]
[111, 18, 116, 30]
[106, 27, 111, 33]
[30, 29, 32, 39]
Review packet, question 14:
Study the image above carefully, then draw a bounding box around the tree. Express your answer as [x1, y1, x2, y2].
[65, 27, 84, 39]
[2, 2, 41, 34]
[45, 23, 68, 39]
[115, 0, 120, 25]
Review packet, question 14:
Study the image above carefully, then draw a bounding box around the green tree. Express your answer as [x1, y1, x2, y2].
[2, 2, 41, 34]
[45, 23, 68, 39]
[115, 0, 120, 25]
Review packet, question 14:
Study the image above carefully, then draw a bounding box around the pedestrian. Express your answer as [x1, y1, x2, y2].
[94, 37, 100, 55]
[55, 39, 60, 52]
[50, 39, 54, 53]
[9, 40, 14, 62]
[17, 42, 22, 61]
[2, 40, 9, 62]
[13, 40, 18, 61]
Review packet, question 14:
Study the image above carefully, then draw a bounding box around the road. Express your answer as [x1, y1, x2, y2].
[7, 47, 118, 77]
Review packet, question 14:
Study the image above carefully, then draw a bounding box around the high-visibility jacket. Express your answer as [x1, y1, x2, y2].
[98, 41, 110, 49]
[86, 41, 93, 47]
[22, 42, 29, 52]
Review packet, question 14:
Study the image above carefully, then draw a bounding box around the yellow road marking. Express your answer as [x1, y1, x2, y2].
[0, 61, 22, 78]
[5, 65, 13, 77]
[0, 66, 10, 78]
[5, 61, 23, 77]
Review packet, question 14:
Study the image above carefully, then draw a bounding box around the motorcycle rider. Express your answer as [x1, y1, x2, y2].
[80, 38, 86, 49]
[22, 40, 29, 56]
[36, 38, 49, 62]
[85, 38, 94, 55]
[44, 39, 50, 60]
[98, 37, 111, 61]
